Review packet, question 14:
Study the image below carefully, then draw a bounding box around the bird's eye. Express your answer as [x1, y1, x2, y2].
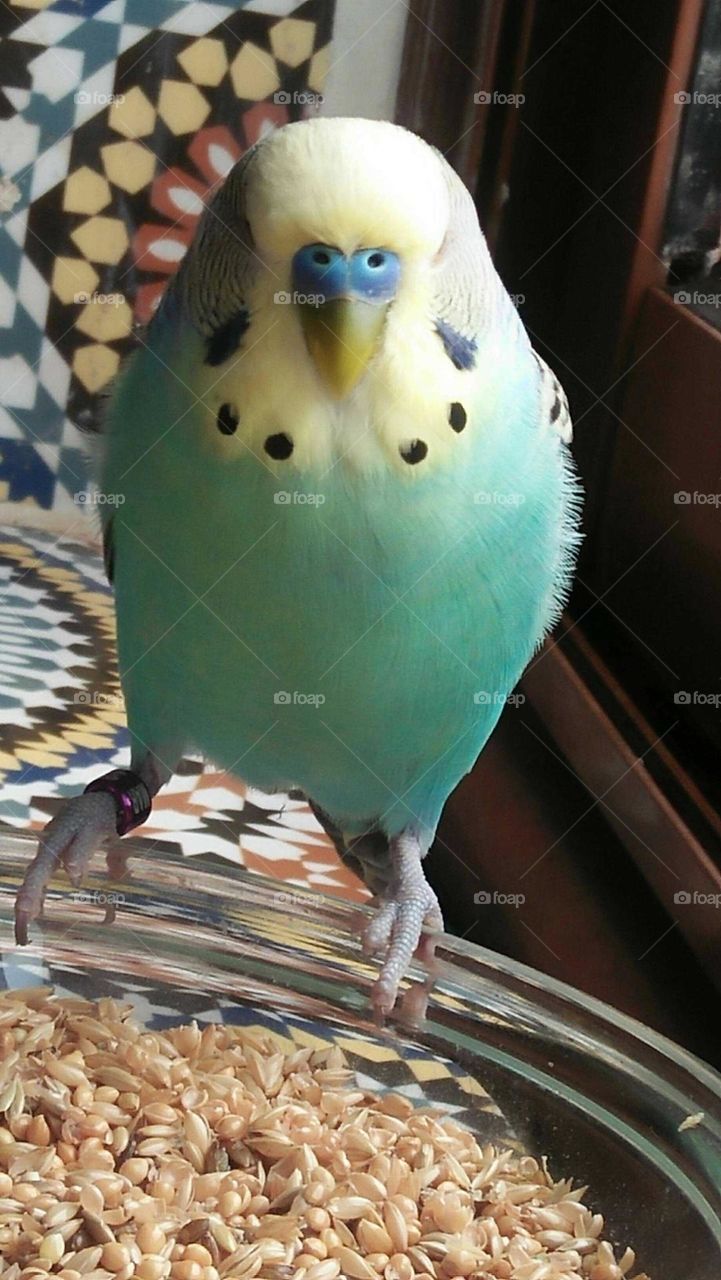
[312, 249, 331, 265]
[367, 252, 385, 269]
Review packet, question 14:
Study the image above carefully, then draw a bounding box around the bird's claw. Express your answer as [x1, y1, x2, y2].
[364, 879, 443, 1016]
[14, 791, 118, 945]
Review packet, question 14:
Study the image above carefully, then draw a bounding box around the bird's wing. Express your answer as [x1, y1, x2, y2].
[532, 351, 573, 444]
[159, 141, 264, 363]
[430, 148, 524, 363]
[99, 143, 270, 589]
[429, 148, 573, 446]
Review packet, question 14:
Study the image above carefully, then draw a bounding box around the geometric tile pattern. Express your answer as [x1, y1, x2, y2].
[0, 524, 368, 901]
[0, 0, 335, 510]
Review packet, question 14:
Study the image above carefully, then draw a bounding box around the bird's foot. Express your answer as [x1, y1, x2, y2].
[363, 831, 443, 1015]
[14, 758, 171, 944]
[14, 791, 119, 944]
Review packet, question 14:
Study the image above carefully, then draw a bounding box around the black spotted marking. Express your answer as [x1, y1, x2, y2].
[205, 309, 250, 367]
[400, 439, 428, 465]
[449, 402, 467, 433]
[217, 403, 239, 435]
[550, 395, 561, 423]
[264, 432, 294, 460]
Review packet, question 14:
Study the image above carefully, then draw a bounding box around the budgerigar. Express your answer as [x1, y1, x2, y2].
[15, 118, 581, 1012]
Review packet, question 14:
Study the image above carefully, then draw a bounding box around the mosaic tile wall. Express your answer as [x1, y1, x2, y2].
[0, 0, 335, 513]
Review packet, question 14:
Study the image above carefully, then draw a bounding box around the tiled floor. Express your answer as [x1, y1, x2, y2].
[0, 524, 368, 900]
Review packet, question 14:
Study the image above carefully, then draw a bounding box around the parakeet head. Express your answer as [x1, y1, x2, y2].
[172, 117, 523, 475]
[242, 118, 449, 400]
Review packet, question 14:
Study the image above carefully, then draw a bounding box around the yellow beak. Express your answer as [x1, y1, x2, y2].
[298, 297, 389, 399]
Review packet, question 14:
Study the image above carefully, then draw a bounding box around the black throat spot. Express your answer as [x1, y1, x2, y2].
[265, 432, 294, 460]
[217, 404, 239, 435]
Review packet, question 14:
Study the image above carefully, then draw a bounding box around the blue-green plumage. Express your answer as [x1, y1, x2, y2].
[103, 295, 579, 845]
[15, 117, 581, 1010]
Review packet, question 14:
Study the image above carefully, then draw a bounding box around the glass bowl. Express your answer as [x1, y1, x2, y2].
[1, 827, 720, 1278]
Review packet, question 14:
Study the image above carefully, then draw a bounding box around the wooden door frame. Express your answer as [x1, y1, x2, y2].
[394, 0, 721, 992]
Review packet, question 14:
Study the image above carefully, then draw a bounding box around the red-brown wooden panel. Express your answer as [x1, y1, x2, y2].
[599, 287, 721, 752]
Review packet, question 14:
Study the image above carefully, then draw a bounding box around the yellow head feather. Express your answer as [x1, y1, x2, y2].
[245, 117, 449, 265]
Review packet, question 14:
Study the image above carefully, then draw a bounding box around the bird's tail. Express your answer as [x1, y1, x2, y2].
[306, 798, 391, 898]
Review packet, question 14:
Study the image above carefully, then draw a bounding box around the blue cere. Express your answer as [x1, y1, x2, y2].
[292, 244, 401, 304]
[348, 248, 401, 302]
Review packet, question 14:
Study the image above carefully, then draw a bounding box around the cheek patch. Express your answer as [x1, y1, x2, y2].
[205, 310, 251, 367]
[435, 318, 477, 370]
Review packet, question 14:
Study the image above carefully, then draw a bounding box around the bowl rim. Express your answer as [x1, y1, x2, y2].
[4, 828, 721, 1275]
[2, 821, 720, 1101]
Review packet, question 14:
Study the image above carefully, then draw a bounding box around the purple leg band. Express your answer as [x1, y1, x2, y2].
[84, 769, 152, 836]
